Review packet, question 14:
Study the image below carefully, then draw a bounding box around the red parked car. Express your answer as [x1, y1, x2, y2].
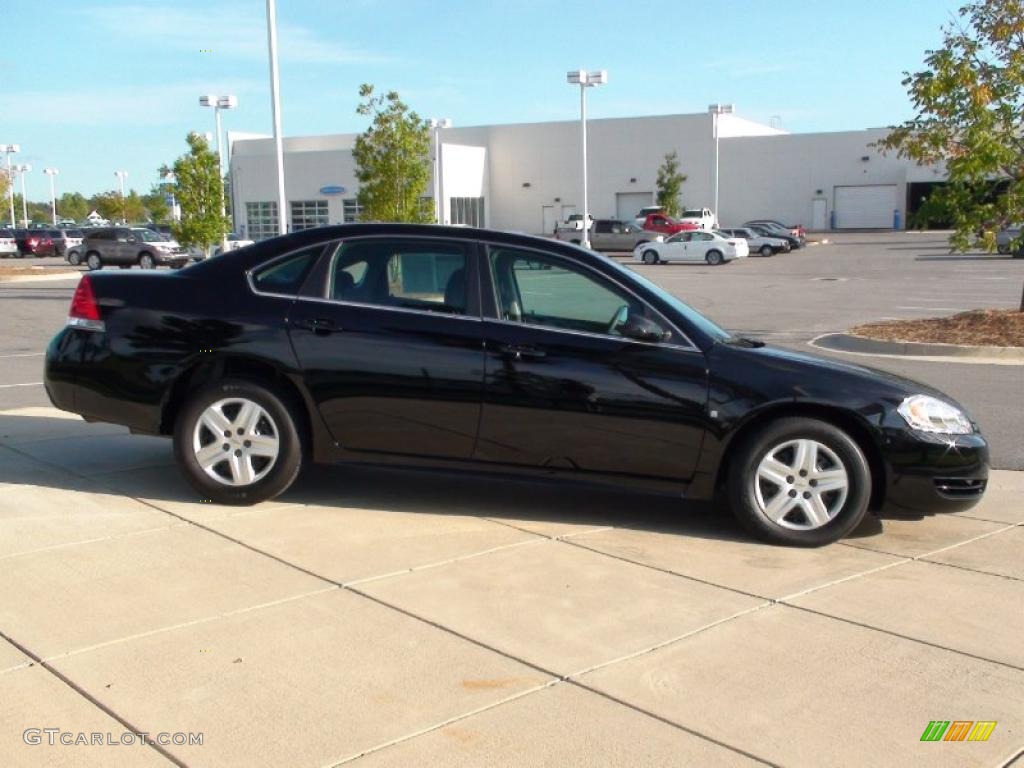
[640, 213, 700, 236]
[14, 229, 57, 258]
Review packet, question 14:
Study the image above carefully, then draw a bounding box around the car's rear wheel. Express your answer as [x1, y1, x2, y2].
[642, 249, 659, 265]
[86, 252, 102, 271]
[138, 252, 155, 269]
[760, 244, 773, 257]
[173, 379, 303, 505]
[726, 417, 871, 546]
[706, 250, 724, 266]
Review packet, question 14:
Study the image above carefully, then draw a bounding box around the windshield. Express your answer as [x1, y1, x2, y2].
[605, 259, 732, 342]
[682, 210, 703, 218]
[135, 229, 167, 242]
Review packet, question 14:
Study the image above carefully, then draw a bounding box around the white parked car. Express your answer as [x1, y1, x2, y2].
[213, 234, 256, 256]
[719, 227, 790, 257]
[634, 229, 748, 266]
[0, 228, 17, 258]
[679, 207, 718, 230]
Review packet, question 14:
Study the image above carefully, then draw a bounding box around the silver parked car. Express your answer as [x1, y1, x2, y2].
[82, 227, 190, 271]
[556, 218, 662, 251]
[720, 227, 790, 257]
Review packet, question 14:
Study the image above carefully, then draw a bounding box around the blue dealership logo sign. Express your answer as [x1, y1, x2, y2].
[319, 185, 346, 195]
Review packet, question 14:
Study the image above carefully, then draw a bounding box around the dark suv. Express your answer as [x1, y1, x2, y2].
[81, 227, 189, 270]
[14, 229, 57, 258]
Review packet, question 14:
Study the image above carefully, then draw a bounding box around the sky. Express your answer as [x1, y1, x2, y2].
[2, 0, 963, 200]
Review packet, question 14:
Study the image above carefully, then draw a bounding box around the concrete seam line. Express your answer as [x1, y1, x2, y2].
[776, 557, 914, 603]
[905, 522, 1019, 561]
[342, 537, 548, 588]
[780, 603, 1024, 672]
[568, 602, 772, 681]
[998, 747, 1024, 768]
[323, 680, 561, 767]
[565, 681, 781, 768]
[915, 557, 1024, 583]
[0, 661, 34, 676]
[0, 628, 188, 768]
[559, 537, 769, 601]
[0, 351, 45, 358]
[42, 585, 340, 663]
[0, 523, 188, 561]
[480, 516, 558, 539]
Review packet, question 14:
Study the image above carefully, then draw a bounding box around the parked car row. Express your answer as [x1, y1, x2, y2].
[74, 227, 190, 270]
[0, 227, 85, 258]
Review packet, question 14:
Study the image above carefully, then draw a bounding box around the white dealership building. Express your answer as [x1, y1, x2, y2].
[228, 109, 946, 239]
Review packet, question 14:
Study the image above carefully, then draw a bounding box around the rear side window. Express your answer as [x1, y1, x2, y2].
[251, 246, 323, 295]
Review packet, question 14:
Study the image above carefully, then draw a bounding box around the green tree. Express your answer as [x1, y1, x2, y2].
[0, 170, 10, 221]
[58, 192, 89, 222]
[170, 132, 230, 250]
[655, 151, 688, 217]
[90, 191, 123, 222]
[876, 0, 1024, 309]
[352, 84, 433, 223]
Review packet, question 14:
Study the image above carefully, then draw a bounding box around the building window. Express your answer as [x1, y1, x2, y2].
[343, 198, 363, 223]
[246, 202, 279, 240]
[290, 200, 329, 232]
[450, 197, 485, 227]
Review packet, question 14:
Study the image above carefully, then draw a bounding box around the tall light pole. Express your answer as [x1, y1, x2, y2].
[1, 144, 19, 227]
[164, 172, 180, 222]
[708, 103, 734, 225]
[266, 0, 287, 236]
[428, 118, 452, 224]
[200, 94, 237, 251]
[43, 168, 59, 224]
[13, 164, 31, 227]
[114, 170, 128, 223]
[567, 70, 607, 249]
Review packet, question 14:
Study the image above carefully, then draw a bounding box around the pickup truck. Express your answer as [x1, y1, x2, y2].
[679, 208, 717, 230]
[639, 213, 700, 236]
[555, 218, 662, 251]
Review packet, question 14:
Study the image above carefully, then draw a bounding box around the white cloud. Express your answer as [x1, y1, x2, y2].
[81, 4, 388, 64]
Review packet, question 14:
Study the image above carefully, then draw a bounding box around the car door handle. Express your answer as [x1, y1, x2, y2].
[498, 343, 546, 360]
[292, 317, 340, 335]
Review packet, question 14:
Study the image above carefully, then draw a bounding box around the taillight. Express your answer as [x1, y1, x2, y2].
[67, 276, 105, 332]
[28, 237, 38, 247]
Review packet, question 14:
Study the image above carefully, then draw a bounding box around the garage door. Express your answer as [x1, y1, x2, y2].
[834, 185, 896, 229]
[616, 192, 653, 221]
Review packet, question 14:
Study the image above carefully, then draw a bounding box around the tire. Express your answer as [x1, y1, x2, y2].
[705, 250, 724, 266]
[138, 252, 155, 269]
[760, 245, 773, 257]
[642, 249, 659, 265]
[997, 244, 1009, 255]
[726, 417, 871, 546]
[68, 251, 82, 266]
[173, 379, 304, 505]
[86, 252, 102, 271]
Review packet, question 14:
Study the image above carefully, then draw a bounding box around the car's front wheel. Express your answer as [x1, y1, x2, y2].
[726, 417, 871, 546]
[760, 245, 773, 257]
[138, 252, 155, 269]
[68, 251, 82, 266]
[173, 379, 304, 505]
[642, 249, 659, 265]
[86, 252, 102, 271]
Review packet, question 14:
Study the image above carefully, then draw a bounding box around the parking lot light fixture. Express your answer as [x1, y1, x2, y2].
[43, 168, 59, 224]
[114, 170, 128, 223]
[13, 164, 31, 227]
[266, 0, 287, 236]
[428, 118, 452, 224]
[199, 93, 237, 251]
[567, 70, 607, 249]
[1, 144, 19, 227]
[708, 103, 735, 224]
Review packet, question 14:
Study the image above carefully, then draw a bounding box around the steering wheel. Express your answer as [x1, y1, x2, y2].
[607, 304, 629, 335]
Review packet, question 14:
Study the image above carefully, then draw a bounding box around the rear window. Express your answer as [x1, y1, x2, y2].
[683, 210, 703, 218]
[68, 229, 84, 237]
[0, 229, 11, 237]
[251, 245, 323, 295]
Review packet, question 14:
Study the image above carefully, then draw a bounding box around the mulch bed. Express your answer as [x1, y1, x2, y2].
[851, 309, 1024, 348]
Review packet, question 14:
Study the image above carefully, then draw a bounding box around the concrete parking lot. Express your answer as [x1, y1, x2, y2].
[1, 232, 1022, 766]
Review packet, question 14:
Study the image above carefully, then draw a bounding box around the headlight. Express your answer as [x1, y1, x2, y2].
[897, 395, 973, 434]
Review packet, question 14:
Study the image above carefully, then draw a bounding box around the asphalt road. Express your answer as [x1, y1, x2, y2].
[1, 231, 1021, 468]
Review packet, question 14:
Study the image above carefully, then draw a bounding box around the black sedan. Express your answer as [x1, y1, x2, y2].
[44, 224, 988, 546]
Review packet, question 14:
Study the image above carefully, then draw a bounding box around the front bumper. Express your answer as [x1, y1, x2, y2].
[881, 428, 989, 514]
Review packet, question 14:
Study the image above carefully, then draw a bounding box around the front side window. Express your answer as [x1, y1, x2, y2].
[326, 239, 469, 315]
[693, 232, 714, 241]
[251, 245, 323, 296]
[489, 247, 661, 339]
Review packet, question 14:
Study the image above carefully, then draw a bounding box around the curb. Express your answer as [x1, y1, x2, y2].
[0, 271, 82, 283]
[811, 332, 1024, 362]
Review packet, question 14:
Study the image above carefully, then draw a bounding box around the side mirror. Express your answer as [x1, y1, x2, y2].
[621, 316, 670, 343]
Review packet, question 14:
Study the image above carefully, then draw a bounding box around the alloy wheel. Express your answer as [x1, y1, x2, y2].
[753, 438, 849, 530]
[192, 398, 280, 486]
